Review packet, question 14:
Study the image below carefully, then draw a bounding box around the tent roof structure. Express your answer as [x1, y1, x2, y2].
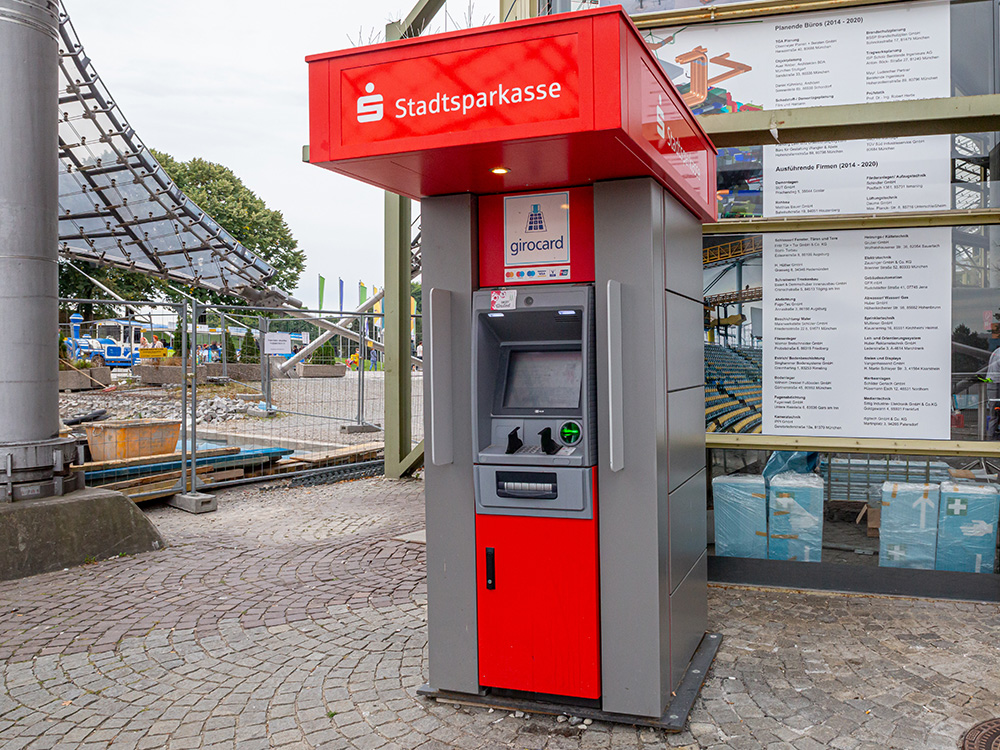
[56, 1, 280, 299]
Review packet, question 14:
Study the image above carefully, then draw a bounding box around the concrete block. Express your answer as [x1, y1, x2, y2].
[294, 363, 347, 378]
[59, 366, 112, 391]
[0, 487, 166, 581]
[205, 363, 262, 383]
[341, 423, 381, 433]
[134, 364, 207, 386]
[168, 492, 217, 514]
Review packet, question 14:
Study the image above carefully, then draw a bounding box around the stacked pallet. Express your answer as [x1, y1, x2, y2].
[819, 457, 952, 504]
[82, 446, 292, 502]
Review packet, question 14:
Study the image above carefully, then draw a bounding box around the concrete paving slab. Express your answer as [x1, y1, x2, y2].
[0, 476, 997, 750]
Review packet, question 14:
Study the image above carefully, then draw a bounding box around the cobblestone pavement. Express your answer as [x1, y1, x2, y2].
[2, 477, 999, 750]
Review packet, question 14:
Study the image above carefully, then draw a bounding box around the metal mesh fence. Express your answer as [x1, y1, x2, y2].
[58, 298, 425, 503]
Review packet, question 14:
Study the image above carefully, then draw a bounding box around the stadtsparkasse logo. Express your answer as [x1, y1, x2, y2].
[357, 83, 383, 123]
[340, 36, 580, 145]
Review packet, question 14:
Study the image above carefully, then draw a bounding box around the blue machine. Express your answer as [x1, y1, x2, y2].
[712, 475, 768, 559]
[64, 314, 154, 368]
[936, 482, 999, 574]
[878, 482, 940, 570]
[767, 472, 824, 563]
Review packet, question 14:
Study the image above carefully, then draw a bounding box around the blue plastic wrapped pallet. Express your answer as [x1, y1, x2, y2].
[712, 475, 767, 559]
[878, 482, 939, 570]
[936, 482, 999, 574]
[768, 472, 824, 563]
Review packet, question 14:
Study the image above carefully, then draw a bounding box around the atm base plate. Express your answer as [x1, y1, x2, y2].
[417, 631, 721, 732]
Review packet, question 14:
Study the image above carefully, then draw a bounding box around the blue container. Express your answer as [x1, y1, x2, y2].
[768, 472, 823, 563]
[712, 475, 767, 559]
[878, 482, 939, 570]
[936, 482, 999, 574]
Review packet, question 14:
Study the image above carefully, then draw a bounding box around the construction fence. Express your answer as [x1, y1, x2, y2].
[59, 298, 424, 503]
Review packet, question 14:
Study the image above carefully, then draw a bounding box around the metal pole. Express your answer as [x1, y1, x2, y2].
[384, 191, 413, 476]
[735, 261, 743, 348]
[979, 380, 988, 441]
[180, 303, 188, 493]
[358, 318, 366, 425]
[0, 0, 60, 445]
[190, 300, 199, 490]
[222, 317, 228, 379]
[259, 316, 271, 411]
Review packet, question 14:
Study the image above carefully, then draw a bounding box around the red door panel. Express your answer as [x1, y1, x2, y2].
[475, 512, 601, 699]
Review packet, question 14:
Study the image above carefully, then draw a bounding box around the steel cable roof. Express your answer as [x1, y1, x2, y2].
[56, 1, 279, 298]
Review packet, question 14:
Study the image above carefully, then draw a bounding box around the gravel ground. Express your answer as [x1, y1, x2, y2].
[59, 371, 424, 452]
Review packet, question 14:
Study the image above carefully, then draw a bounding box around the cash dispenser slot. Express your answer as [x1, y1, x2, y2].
[476, 464, 591, 517]
[496, 470, 557, 500]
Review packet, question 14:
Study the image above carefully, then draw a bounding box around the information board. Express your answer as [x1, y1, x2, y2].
[263, 332, 292, 356]
[763, 228, 951, 439]
[648, 0, 952, 215]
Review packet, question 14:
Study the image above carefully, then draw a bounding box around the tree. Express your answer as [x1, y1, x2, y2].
[59, 261, 161, 320]
[172, 319, 185, 355]
[240, 333, 259, 364]
[225, 331, 238, 363]
[152, 150, 305, 293]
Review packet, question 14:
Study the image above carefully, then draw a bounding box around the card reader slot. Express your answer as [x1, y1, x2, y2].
[496, 470, 557, 500]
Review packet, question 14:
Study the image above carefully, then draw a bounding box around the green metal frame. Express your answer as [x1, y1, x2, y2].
[707, 433, 1000, 458]
[700, 94, 1000, 148]
[705, 208, 1000, 234]
[632, 0, 914, 28]
[384, 0, 447, 478]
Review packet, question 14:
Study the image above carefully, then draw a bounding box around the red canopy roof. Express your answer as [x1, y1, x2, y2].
[307, 7, 716, 223]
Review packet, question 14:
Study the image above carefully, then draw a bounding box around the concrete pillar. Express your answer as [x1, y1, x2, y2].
[0, 0, 60, 444]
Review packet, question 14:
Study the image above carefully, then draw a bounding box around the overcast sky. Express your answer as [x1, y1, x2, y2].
[67, 1, 499, 311]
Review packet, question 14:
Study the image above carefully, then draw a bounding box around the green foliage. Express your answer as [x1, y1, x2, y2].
[59, 261, 162, 319]
[314, 340, 340, 365]
[225, 331, 238, 362]
[240, 333, 260, 364]
[152, 149, 305, 293]
[172, 319, 185, 355]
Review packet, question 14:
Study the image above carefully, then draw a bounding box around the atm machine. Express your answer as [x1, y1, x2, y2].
[306, 6, 718, 726]
[472, 283, 600, 699]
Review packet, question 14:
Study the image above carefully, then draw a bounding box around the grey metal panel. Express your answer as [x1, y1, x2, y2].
[595, 178, 672, 718]
[669, 470, 707, 593]
[666, 292, 704, 393]
[427, 289, 453, 465]
[662, 191, 704, 302]
[668, 387, 705, 493]
[422, 194, 480, 695]
[475, 465, 593, 518]
[668, 551, 708, 694]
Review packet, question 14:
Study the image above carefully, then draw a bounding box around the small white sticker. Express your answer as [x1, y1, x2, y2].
[490, 289, 517, 310]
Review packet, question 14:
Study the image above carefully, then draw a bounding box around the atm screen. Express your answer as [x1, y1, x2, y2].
[503, 350, 582, 409]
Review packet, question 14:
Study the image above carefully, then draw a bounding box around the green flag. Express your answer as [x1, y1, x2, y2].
[318, 275, 325, 309]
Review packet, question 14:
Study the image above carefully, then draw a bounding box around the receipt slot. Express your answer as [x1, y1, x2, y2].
[307, 6, 718, 725]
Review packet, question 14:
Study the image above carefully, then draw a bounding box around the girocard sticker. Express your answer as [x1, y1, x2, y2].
[503, 192, 570, 268]
[490, 289, 517, 310]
